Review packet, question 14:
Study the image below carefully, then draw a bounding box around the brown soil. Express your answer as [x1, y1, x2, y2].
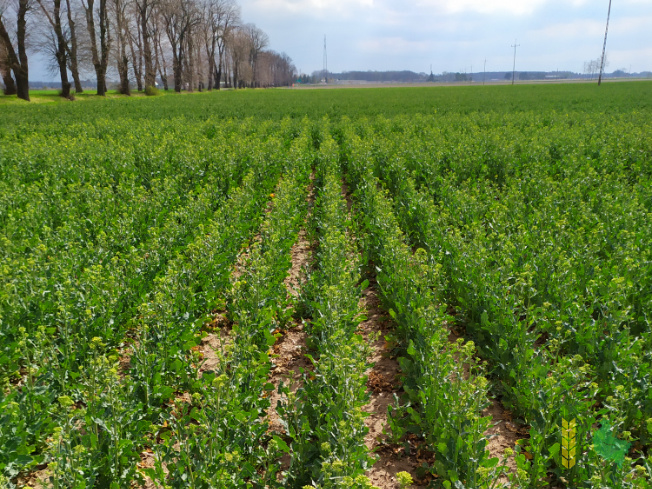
[15, 466, 49, 489]
[358, 281, 425, 489]
[446, 310, 524, 484]
[267, 320, 312, 433]
[198, 312, 232, 374]
[265, 172, 315, 476]
[341, 181, 353, 213]
[483, 399, 525, 484]
[283, 225, 312, 298]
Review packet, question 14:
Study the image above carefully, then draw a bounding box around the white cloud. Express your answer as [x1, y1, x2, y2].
[415, 0, 548, 16]
[358, 36, 432, 55]
[248, 0, 373, 17]
[531, 19, 604, 40]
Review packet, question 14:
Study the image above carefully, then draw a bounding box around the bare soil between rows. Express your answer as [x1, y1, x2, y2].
[358, 280, 424, 489]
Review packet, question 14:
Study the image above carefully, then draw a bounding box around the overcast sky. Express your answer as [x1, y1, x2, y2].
[27, 0, 651, 81]
[239, 0, 652, 75]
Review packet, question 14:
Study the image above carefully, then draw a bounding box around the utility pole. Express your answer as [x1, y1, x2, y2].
[598, 0, 612, 86]
[323, 35, 328, 83]
[511, 40, 520, 85]
[483, 59, 486, 85]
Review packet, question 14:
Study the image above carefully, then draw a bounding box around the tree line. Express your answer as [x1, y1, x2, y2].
[0, 0, 296, 100]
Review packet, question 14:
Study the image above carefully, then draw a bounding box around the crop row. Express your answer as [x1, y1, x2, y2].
[279, 134, 374, 488]
[2, 102, 651, 488]
[0, 119, 304, 485]
[338, 113, 652, 488]
[342, 125, 507, 488]
[141, 126, 314, 488]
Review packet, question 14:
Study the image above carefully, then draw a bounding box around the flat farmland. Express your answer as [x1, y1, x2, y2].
[0, 82, 651, 488]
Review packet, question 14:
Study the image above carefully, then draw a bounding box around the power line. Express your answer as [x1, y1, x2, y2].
[598, 0, 612, 86]
[511, 40, 520, 85]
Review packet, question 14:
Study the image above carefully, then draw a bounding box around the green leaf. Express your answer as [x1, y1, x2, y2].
[171, 358, 183, 372]
[264, 329, 276, 347]
[406, 340, 416, 357]
[272, 435, 290, 453]
[485, 457, 499, 468]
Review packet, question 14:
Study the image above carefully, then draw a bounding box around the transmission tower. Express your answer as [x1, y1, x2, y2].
[511, 40, 520, 85]
[598, 0, 612, 86]
[323, 35, 328, 83]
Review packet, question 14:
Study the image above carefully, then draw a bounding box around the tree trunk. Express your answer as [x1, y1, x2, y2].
[205, 39, 214, 90]
[53, 0, 71, 97]
[16, 0, 29, 100]
[215, 41, 225, 90]
[129, 27, 143, 91]
[139, 3, 155, 89]
[37, 0, 71, 97]
[173, 48, 182, 92]
[15, 69, 29, 100]
[1, 67, 16, 95]
[155, 32, 168, 90]
[65, 0, 83, 93]
[186, 36, 194, 92]
[84, 0, 109, 95]
[114, 2, 130, 95]
[118, 54, 130, 94]
[98, 0, 109, 95]
[0, 43, 17, 95]
[0, 0, 30, 101]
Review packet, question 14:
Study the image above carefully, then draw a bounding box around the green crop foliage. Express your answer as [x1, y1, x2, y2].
[1, 82, 651, 488]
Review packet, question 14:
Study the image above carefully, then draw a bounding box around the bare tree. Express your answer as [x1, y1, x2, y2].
[200, 0, 236, 90]
[108, 0, 130, 93]
[127, 8, 143, 90]
[36, 0, 73, 97]
[256, 50, 294, 87]
[243, 22, 266, 87]
[152, 12, 169, 89]
[0, 0, 32, 100]
[64, 0, 82, 91]
[227, 25, 250, 88]
[584, 55, 608, 80]
[161, 0, 199, 92]
[134, 0, 157, 90]
[81, 0, 110, 94]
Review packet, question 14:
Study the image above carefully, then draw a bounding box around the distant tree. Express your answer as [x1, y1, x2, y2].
[201, 0, 239, 90]
[584, 56, 607, 80]
[243, 23, 267, 87]
[227, 26, 251, 88]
